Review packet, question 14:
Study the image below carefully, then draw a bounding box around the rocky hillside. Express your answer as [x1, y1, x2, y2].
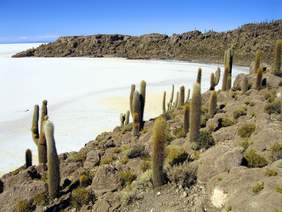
[1, 43, 282, 212]
[13, 20, 282, 66]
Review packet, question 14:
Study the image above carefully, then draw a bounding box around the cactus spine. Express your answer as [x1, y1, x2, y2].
[179, 86, 185, 106]
[25, 149, 32, 168]
[140, 80, 146, 129]
[132, 91, 141, 136]
[256, 68, 263, 90]
[162, 91, 166, 114]
[189, 83, 201, 144]
[125, 110, 130, 125]
[254, 50, 261, 73]
[208, 91, 217, 117]
[210, 73, 216, 90]
[196, 68, 202, 84]
[120, 113, 125, 127]
[184, 103, 190, 135]
[45, 121, 60, 199]
[273, 40, 282, 76]
[152, 117, 166, 187]
[129, 84, 136, 119]
[241, 75, 248, 93]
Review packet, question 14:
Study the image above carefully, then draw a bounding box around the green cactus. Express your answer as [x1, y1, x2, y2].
[140, 80, 146, 129]
[162, 91, 166, 114]
[125, 110, 130, 125]
[31, 105, 39, 145]
[210, 73, 215, 90]
[120, 113, 125, 127]
[25, 149, 32, 168]
[175, 91, 179, 108]
[196, 68, 202, 84]
[129, 84, 136, 119]
[186, 88, 190, 103]
[179, 86, 185, 106]
[214, 67, 221, 85]
[222, 49, 233, 91]
[227, 75, 232, 90]
[256, 68, 263, 90]
[152, 117, 166, 187]
[222, 64, 229, 91]
[184, 103, 190, 135]
[132, 91, 141, 136]
[169, 84, 174, 104]
[45, 121, 60, 199]
[273, 40, 282, 76]
[208, 91, 217, 117]
[254, 50, 261, 73]
[241, 75, 248, 93]
[189, 83, 201, 144]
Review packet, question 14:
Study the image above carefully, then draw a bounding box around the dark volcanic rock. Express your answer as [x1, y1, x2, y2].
[12, 20, 282, 65]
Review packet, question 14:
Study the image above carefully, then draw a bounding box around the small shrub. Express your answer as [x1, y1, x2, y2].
[68, 151, 87, 162]
[100, 155, 116, 165]
[79, 174, 91, 187]
[271, 143, 282, 160]
[126, 145, 145, 159]
[32, 192, 49, 205]
[252, 181, 264, 194]
[173, 127, 185, 138]
[71, 188, 95, 208]
[274, 209, 282, 212]
[264, 91, 276, 103]
[140, 160, 151, 172]
[16, 200, 33, 212]
[165, 145, 188, 166]
[221, 117, 234, 127]
[264, 100, 282, 114]
[265, 168, 278, 177]
[233, 107, 247, 119]
[276, 184, 282, 193]
[238, 123, 256, 138]
[244, 149, 268, 168]
[119, 170, 137, 186]
[200, 113, 209, 127]
[120, 156, 129, 164]
[192, 130, 215, 150]
[239, 140, 251, 151]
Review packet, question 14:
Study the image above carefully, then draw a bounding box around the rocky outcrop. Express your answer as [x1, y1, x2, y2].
[13, 20, 282, 65]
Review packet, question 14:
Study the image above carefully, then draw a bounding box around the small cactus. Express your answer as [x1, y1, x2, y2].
[125, 110, 130, 125]
[179, 86, 185, 106]
[129, 84, 136, 119]
[208, 91, 217, 117]
[189, 83, 201, 144]
[241, 75, 248, 93]
[273, 40, 282, 76]
[162, 91, 166, 114]
[196, 68, 202, 84]
[254, 50, 261, 73]
[25, 149, 32, 168]
[210, 73, 216, 90]
[45, 121, 60, 199]
[256, 68, 263, 90]
[184, 103, 190, 135]
[152, 117, 166, 187]
[214, 67, 221, 85]
[120, 113, 125, 127]
[186, 89, 190, 103]
[140, 80, 146, 129]
[132, 91, 141, 136]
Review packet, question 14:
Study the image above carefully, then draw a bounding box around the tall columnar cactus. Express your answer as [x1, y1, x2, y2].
[214, 67, 221, 85]
[169, 84, 174, 104]
[140, 80, 146, 129]
[196, 68, 202, 84]
[152, 117, 166, 187]
[25, 149, 32, 168]
[45, 121, 60, 199]
[129, 84, 136, 119]
[31, 105, 40, 145]
[120, 113, 125, 127]
[222, 49, 233, 91]
[186, 89, 190, 103]
[179, 86, 185, 106]
[254, 50, 261, 73]
[189, 83, 201, 144]
[241, 74, 248, 94]
[222, 64, 229, 91]
[132, 91, 141, 136]
[256, 68, 263, 90]
[183, 103, 190, 135]
[273, 40, 282, 76]
[125, 110, 130, 125]
[175, 91, 179, 108]
[210, 73, 216, 90]
[208, 91, 217, 117]
[38, 100, 48, 164]
[162, 91, 166, 114]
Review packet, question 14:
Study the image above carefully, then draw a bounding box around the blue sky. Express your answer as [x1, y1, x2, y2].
[0, 0, 281, 43]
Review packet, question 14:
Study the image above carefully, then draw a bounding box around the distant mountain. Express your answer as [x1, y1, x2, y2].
[13, 20, 282, 66]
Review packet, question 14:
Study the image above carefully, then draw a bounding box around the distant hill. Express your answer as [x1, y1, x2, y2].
[13, 20, 282, 66]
